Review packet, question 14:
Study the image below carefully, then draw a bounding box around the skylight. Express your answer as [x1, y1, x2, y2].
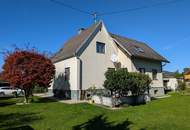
[135, 46, 144, 53]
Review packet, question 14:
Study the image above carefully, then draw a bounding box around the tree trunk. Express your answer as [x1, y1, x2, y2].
[23, 88, 32, 103]
[24, 89, 28, 103]
[30, 87, 33, 102]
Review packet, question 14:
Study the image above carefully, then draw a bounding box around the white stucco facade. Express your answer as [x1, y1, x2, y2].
[164, 78, 178, 91]
[117, 48, 134, 72]
[79, 24, 140, 90]
[80, 24, 117, 90]
[52, 57, 79, 91]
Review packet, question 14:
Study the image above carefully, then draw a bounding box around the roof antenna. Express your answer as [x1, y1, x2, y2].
[91, 12, 97, 23]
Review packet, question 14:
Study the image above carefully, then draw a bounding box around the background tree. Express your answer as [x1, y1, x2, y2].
[1, 49, 55, 103]
[174, 70, 183, 78]
[0, 72, 3, 82]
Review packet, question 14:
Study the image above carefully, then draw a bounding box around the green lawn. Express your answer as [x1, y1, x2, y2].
[0, 93, 190, 130]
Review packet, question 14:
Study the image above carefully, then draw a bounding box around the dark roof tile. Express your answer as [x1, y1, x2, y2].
[110, 33, 169, 62]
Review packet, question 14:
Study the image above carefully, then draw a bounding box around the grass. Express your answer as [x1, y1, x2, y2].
[1, 93, 190, 130]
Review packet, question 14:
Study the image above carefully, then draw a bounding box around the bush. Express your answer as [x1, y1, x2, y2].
[178, 80, 186, 91]
[104, 68, 151, 97]
[104, 68, 128, 97]
[127, 72, 151, 96]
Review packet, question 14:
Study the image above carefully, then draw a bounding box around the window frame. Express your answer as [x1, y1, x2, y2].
[64, 67, 70, 81]
[96, 42, 105, 54]
[152, 69, 158, 80]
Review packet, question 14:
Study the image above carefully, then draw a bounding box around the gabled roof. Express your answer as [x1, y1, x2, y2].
[110, 33, 169, 63]
[51, 21, 102, 63]
[184, 70, 190, 75]
[51, 21, 169, 63]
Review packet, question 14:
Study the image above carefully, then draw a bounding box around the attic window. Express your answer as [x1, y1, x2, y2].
[135, 46, 144, 53]
[96, 42, 105, 54]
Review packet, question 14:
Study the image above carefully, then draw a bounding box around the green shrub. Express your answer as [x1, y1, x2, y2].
[178, 80, 186, 91]
[127, 72, 151, 96]
[104, 68, 151, 97]
[104, 68, 128, 96]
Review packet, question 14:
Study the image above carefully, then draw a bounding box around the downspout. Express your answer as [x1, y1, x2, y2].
[75, 53, 82, 100]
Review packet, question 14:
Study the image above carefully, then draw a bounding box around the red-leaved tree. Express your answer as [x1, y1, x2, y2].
[2, 49, 55, 103]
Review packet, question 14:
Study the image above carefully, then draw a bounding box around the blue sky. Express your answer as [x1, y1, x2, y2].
[0, 0, 189, 72]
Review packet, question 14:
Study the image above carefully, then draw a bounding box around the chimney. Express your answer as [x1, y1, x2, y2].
[78, 28, 85, 34]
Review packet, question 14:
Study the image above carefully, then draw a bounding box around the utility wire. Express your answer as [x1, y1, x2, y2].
[50, 0, 183, 22]
[50, 0, 92, 15]
[98, 0, 182, 16]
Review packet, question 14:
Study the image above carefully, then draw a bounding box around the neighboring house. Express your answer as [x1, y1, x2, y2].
[51, 21, 169, 100]
[163, 71, 178, 91]
[184, 70, 190, 85]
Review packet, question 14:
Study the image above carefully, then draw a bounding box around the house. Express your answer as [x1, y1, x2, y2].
[163, 71, 178, 91]
[184, 70, 190, 85]
[51, 21, 169, 100]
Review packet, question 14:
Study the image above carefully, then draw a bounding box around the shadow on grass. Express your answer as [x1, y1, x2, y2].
[34, 97, 57, 103]
[0, 101, 15, 107]
[0, 97, 13, 100]
[0, 112, 41, 130]
[0, 97, 15, 107]
[72, 115, 132, 130]
[4, 125, 34, 130]
[0, 97, 16, 101]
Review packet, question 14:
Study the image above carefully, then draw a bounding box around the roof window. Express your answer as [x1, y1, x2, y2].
[135, 46, 144, 53]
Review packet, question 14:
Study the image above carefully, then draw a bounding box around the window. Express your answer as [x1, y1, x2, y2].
[96, 42, 105, 53]
[139, 68, 145, 74]
[65, 67, 70, 81]
[163, 80, 168, 87]
[154, 90, 158, 94]
[134, 46, 144, 53]
[152, 69, 157, 80]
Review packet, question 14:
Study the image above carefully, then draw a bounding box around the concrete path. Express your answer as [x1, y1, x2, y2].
[34, 92, 88, 104]
[58, 100, 88, 104]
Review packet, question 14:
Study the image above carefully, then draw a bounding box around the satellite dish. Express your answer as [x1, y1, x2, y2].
[111, 54, 118, 63]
